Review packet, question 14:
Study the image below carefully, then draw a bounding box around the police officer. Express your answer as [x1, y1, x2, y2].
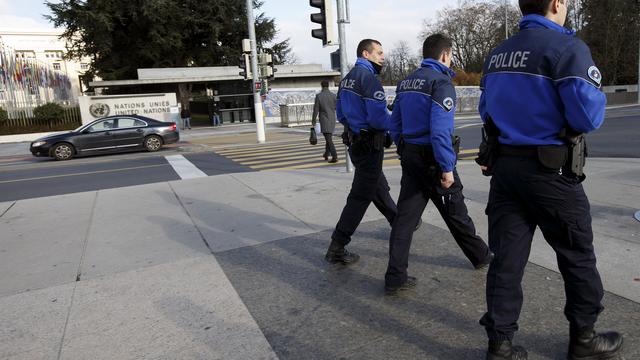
[384, 34, 493, 294]
[476, 1, 623, 359]
[325, 39, 397, 265]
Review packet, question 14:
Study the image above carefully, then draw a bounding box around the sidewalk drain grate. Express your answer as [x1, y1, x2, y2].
[635, 210, 640, 222]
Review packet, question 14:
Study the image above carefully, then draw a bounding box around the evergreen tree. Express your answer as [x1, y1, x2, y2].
[46, 0, 295, 106]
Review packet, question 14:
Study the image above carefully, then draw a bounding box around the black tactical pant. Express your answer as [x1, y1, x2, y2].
[480, 155, 604, 341]
[323, 132, 337, 160]
[385, 144, 489, 286]
[332, 139, 397, 246]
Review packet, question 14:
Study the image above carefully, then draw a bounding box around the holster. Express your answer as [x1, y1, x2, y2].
[475, 117, 500, 176]
[357, 129, 384, 151]
[384, 132, 392, 148]
[560, 128, 587, 179]
[342, 129, 352, 146]
[452, 135, 461, 155]
[397, 137, 405, 156]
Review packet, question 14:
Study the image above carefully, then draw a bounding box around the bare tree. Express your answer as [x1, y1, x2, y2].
[420, 0, 519, 72]
[381, 41, 421, 85]
[567, 0, 586, 30]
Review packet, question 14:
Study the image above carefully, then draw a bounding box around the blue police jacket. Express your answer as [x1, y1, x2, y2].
[336, 58, 390, 135]
[479, 14, 606, 146]
[390, 58, 457, 172]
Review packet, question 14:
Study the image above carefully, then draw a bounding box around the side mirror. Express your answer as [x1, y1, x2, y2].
[82, 128, 91, 134]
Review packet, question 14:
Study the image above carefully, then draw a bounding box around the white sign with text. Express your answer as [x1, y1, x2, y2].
[78, 93, 179, 125]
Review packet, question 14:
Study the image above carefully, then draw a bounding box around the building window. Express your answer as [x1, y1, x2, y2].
[53, 63, 61, 70]
[16, 51, 35, 59]
[45, 51, 64, 60]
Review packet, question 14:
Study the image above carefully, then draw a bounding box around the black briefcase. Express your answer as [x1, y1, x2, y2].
[309, 127, 318, 145]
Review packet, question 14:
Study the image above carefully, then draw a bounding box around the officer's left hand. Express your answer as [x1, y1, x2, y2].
[440, 171, 454, 189]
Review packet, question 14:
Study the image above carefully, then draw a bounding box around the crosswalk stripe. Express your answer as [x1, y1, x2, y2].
[215, 141, 315, 155]
[213, 138, 478, 172]
[226, 146, 397, 161]
[165, 155, 207, 179]
[226, 145, 333, 159]
[459, 149, 478, 155]
[238, 150, 347, 165]
[255, 153, 400, 171]
[270, 157, 402, 171]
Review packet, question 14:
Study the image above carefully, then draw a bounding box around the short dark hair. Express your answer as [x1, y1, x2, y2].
[320, 80, 329, 88]
[422, 34, 452, 60]
[356, 39, 382, 58]
[519, 0, 555, 16]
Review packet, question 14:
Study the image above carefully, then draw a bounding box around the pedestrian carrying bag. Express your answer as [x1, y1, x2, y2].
[309, 127, 318, 145]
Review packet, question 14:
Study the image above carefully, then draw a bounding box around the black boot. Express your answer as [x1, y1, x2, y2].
[475, 252, 495, 270]
[567, 327, 623, 360]
[325, 240, 359, 265]
[384, 276, 417, 295]
[486, 340, 528, 360]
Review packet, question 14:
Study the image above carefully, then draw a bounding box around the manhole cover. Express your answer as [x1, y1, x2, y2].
[635, 210, 640, 222]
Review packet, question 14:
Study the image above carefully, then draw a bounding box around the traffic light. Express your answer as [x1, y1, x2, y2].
[238, 53, 252, 80]
[309, 0, 336, 46]
[258, 52, 276, 79]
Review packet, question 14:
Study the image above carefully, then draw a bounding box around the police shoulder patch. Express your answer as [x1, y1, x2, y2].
[442, 97, 454, 111]
[588, 66, 602, 86]
[373, 90, 386, 101]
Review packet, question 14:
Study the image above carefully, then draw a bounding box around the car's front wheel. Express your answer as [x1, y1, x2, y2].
[144, 135, 163, 152]
[51, 143, 75, 161]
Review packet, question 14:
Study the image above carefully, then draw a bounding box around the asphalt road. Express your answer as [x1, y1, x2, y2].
[0, 150, 251, 202]
[455, 105, 640, 157]
[0, 105, 637, 202]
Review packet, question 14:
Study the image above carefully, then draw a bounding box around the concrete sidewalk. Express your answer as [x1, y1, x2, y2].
[1, 159, 639, 359]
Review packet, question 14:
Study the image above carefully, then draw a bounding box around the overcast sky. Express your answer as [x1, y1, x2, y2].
[0, 0, 462, 69]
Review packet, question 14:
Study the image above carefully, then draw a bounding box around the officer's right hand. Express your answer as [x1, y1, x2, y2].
[440, 171, 454, 189]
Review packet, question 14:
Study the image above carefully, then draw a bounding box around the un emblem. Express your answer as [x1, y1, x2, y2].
[89, 103, 110, 118]
[373, 91, 386, 101]
[443, 97, 454, 111]
[588, 66, 602, 86]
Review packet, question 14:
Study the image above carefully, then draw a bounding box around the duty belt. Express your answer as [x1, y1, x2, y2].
[499, 145, 538, 157]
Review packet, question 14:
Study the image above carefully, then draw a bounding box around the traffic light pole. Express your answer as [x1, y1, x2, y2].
[246, 0, 266, 143]
[336, 0, 353, 173]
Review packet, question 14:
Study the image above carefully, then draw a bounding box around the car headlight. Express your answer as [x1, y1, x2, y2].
[32, 141, 47, 147]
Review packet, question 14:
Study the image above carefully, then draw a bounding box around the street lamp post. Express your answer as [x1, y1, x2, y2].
[246, 0, 266, 143]
[505, 0, 509, 39]
[336, 0, 353, 172]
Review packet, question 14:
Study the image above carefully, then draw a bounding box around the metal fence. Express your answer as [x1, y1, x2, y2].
[1, 105, 80, 128]
[279, 103, 314, 127]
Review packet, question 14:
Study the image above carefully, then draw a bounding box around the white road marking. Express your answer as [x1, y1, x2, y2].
[165, 155, 207, 179]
